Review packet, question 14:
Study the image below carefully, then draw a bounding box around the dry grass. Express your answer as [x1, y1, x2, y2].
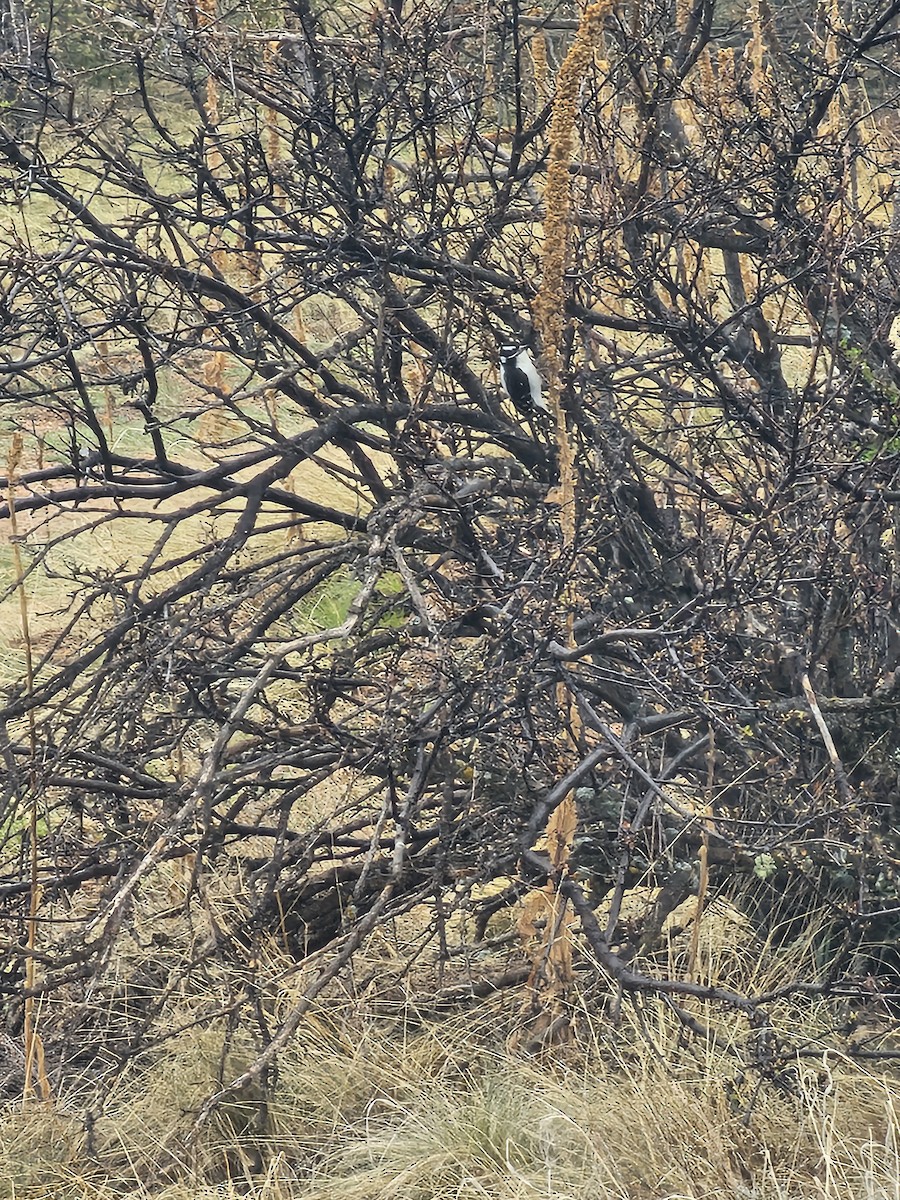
[3, 971, 900, 1200]
[4, 786, 900, 1200]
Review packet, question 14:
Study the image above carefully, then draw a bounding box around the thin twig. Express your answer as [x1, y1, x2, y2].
[800, 671, 852, 801]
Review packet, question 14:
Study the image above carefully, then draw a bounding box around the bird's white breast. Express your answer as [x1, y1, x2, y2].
[514, 350, 544, 410]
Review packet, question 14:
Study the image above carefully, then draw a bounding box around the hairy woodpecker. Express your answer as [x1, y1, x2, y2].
[498, 344, 549, 415]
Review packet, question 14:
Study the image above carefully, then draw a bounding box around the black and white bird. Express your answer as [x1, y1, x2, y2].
[498, 344, 549, 415]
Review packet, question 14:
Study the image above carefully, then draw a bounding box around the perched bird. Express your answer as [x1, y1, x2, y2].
[75, 445, 99, 482]
[498, 344, 549, 415]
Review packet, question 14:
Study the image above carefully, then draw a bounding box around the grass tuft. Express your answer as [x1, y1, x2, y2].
[3, 1005, 900, 1198]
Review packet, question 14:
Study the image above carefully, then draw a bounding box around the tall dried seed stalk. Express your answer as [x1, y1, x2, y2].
[697, 46, 716, 109]
[529, 11, 550, 108]
[821, 0, 846, 139]
[527, 2, 611, 1025]
[97, 334, 115, 437]
[535, 0, 609, 546]
[717, 48, 738, 119]
[264, 41, 283, 181]
[745, 0, 771, 114]
[200, 352, 229, 445]
[194, 0, 234, 440]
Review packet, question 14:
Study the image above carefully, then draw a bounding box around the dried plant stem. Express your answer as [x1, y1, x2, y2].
[6, 435, 50, 1102]
[801, 671, 851, 802]
[529, 9, 549, 108]
[536, 0, 610, 648]
[536, 3, 609, 545]
[526, 3, 611, 1022]
[687, 719, 714, 981]
[717, 48, 737, 118]
[746, 0, 766, 98]
[97, 334, 115, 437]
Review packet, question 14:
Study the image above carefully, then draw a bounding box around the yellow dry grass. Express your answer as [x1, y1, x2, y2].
[2, 888, 900, 1200]
[2, 993, 899, 1199]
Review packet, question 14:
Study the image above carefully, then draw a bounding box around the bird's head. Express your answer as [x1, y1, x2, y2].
[499, 343, 526, 363]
